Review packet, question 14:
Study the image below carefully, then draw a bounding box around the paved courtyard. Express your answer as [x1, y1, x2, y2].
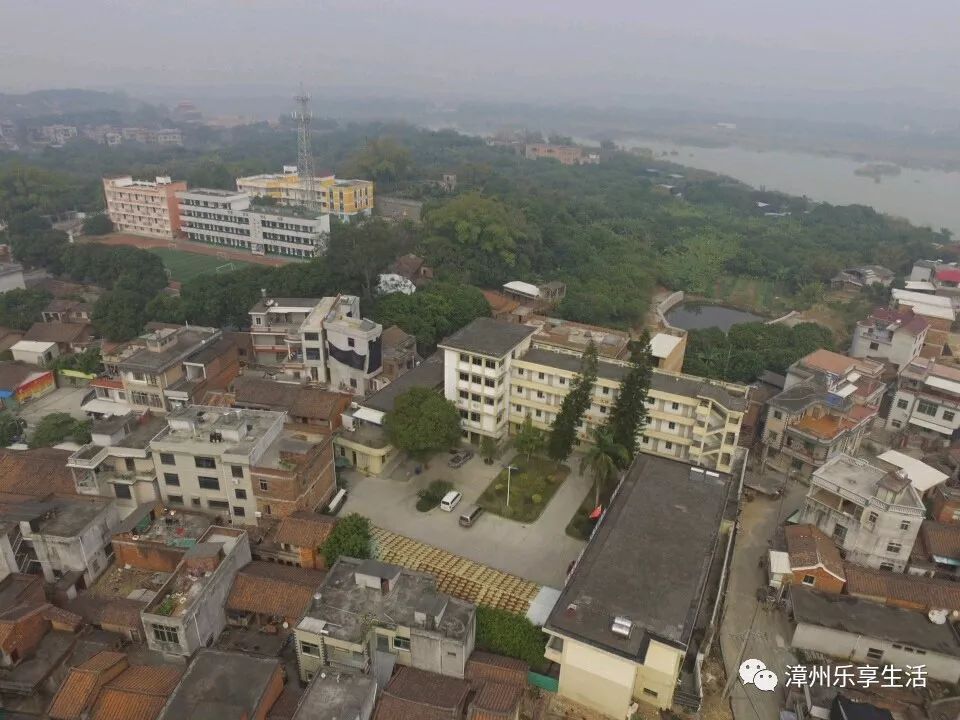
[340, 451, 591, 588]
[16, 386, 91, 428]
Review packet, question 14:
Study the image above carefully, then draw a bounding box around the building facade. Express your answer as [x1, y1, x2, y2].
[850, 307, 928, 369]
[177, 188, 331, 258]
[102, 176, 187, 239]
[236, 168, 374, 220]
[248, 295, 383, 392]
[798, 454, 925, 571]
[887, 358, 960, 440]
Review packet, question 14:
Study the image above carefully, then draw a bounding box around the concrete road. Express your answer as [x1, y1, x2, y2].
[341, 452, 590, 587]
[16, 387, 91, 428]
[719, 472, 807, 720]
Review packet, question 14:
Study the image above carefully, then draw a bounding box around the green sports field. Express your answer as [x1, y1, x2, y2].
[148, 248, 252, 282]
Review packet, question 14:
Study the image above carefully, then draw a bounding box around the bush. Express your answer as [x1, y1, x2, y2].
[476, 606, 547, 671]
[82, 213, 114, 236]
[29, 413, 91, 448]
[321, 513, 372, 565]
[416, 480, 453, 512]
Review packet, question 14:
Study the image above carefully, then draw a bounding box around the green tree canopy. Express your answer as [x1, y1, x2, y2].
[0, 413, 25, 447]
[580, 426, 630, 507]
[81, 214, 114, 236]
[0, 288, 52, 331]
[512, 414, 546, 462]
[321, 513, 372, 565]
[373, 282, 490, 352]
[385, 387, 462, 461]
[548, 342, 598, 463]
[92, 289, 148, 342]
[29, 413, 91, 448]
[605, 332, 653, 461]
[345, 137, 412, 182]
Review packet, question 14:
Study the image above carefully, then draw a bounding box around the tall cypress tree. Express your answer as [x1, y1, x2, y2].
[606, 330, 653, 464]
[548, 341, 599, 462]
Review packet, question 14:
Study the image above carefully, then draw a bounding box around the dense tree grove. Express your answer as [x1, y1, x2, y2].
[0, 288, 51, 331]
[384, 387, 463, 461]
[372, 282, 491, 352]
[684, 322, 836, 382]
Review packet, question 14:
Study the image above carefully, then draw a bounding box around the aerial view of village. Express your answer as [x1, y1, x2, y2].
[0, 3, 959, 719]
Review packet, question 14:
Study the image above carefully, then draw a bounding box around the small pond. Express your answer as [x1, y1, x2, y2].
[665, 303, 765, 332]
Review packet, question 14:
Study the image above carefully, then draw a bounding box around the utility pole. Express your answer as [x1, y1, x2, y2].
[294, 84, 317, 212]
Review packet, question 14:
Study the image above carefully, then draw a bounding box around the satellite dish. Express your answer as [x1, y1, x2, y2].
[929, 608, 949, 625]
[282, 621, 289, 629]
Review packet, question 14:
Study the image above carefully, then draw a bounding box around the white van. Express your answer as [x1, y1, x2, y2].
[439, 490, 463, 512]
[327, 488, 348, 515]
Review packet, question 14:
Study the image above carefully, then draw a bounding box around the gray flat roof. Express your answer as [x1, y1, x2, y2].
[546, 455, 732, 656]
[158, 649, 281, 720]
[361, 352, 445, 414]
[115, 327, 220, 373]
[292, 670, 375, 720]
[791, 586, 960, 658]
[439, 317, 536, 358]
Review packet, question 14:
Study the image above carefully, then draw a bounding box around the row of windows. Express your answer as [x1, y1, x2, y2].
[165, 494, 246, 516]
[459, 353, 500, 369]
[900, 396, 957, 422]
[457, 371, 505, 388]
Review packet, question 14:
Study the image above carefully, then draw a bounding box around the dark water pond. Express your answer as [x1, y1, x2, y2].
[666, 303, 765, 331]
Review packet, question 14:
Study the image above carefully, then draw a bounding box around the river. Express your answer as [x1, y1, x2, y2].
[621, 138, 960, 236]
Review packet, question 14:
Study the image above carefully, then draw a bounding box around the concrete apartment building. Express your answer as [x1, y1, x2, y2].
[294, 557, 476, 683]
[249, 295, 383, 393]
[761, 350, 883, 478]
[511, 347, 747, 473]
[149, 405, 335, 525]
[850, 306, 929, 369]
[177, 188, 331, 258]
[887, 358, 960, 440]
[142, 527, 251, 657]
[798, 454, 925, 571]
[67, 412, 167, 510]
[544, 455, 735, 715]
[236, 167, 374, 220]
[96, 325, 224, 415]
[439, 318, 537, 445]
[102, 176, 187, 239]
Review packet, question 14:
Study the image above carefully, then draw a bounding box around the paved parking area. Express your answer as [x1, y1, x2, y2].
[341, 451, 590, 588]
[16, 387, 90, 427]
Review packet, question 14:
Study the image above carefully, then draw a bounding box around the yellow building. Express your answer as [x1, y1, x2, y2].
[544, 454, 735, 715]
[236, 167, 374, 220]
[510, 347, 748, 474]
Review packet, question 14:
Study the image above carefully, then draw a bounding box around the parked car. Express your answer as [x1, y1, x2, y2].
[440, 491, 463, 512]
[448, 450, 474, 468]
[459, 505, 484, 527]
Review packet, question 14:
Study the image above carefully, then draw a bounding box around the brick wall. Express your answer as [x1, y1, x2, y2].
[790, 567, 845, 594]
[113, 539, 186, 573]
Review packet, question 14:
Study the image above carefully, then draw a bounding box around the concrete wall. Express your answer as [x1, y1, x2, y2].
[557, 638, 638, 716]
[792, 622, 960, 683]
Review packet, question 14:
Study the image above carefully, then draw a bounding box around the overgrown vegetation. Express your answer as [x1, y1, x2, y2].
[385, 388, 462, 462]
[475, 605, 547, 672]
[29, 412, 91, 448]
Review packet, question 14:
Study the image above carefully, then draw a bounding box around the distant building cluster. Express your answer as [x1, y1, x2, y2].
[26, 124, 183, 148]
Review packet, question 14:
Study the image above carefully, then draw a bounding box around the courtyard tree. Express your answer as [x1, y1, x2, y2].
[605, 331, 653, 463]
[512, 414, 546, 463]
[547, 341, 598, 463]
[384, 387, 462, 462]
[0, 413, 25, 447]
[580, 426, 629, 508]
[479, 435, 500, 465]
[321, 513, 372, 565]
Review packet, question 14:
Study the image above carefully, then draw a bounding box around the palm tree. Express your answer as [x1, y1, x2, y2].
[579, 427, 630, 508]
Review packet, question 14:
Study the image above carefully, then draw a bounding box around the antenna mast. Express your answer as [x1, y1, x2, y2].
[294, 84, 317, 211]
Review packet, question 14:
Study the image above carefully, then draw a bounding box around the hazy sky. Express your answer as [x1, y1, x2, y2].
[2, 0, 959, 106]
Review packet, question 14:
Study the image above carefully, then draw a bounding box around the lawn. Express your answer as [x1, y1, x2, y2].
[477, 454, 569, 523]
[148, 248, 252, 282]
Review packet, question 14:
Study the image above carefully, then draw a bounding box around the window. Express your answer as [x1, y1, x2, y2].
[300, 641, 321, 657]
[472, 357, 482, 366]
[665, 441, 673, 450]
[167, 494, 183, 505]
[459, 372, 469, 381]
[472, 375, 482, 384]
[559, 377, 566, 385]
[886, 541, 902, 554]
[535, 410, 542, 418]
[917, 400, 938, 416]
[891, 420, 902, 428]
[459, 390, 468, 399]
[602, 386, 609, 395]
[599, 406, 606, 414]
[114, 484, 132, 499]
[866, 511, 878, 525]
[668, 421, 676, 430]
[879, 562, 895, 571]
[349, 378, 357, 389]
[865, 648, 883, 661]
[195, 456, 216, 469]
[484, 378, 495, 388]
[945, 411, 956, 422]
[392, 636, 411, 651]
[163, 473, 179, 486]
[642, 689, 658, 698]
[235, 489, 247, 500]
[259, 479, 269, 491]
[198, 477, 220, 491]
[304, 332, 319, 341]
[471, 393, 481, 402]
[231, 465, 244, 479]
[802, 575, 816, 586]
[470, 412, 480, 422]
[459, 353, 468, 362]
[125, 458, 135, 471]
[485, 359, 496, 369]
[152, 624, 180, 645]
[233, 506, 246, 517]
[208, 500, 229, 510]
[671, 402, 679, 410]
[896, 399, 909, 410]
[869, 342, 880, 351]
[773, 411, 783, 420]
[900, 520, 911, 531]
[484, 397, 494, 406]
[160, 453, 175, 466]
[191, 498, 201, 508]
[538, 372, 545, 380]
[347, 338, 355, 348]
[767, 431, 779, 444]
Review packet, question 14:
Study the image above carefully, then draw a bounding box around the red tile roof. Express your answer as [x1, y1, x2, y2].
[465, 651, 528, 689]
[469, 682, 522, 718]
[868, 307, 929, 336]
[0, 448, 78, 496]
[373, 667, 470, 720]
[226, 561, 325, 620]
[785, 525, 845, 581]
[273, 512, 337, 549]
[48, 651, 128, 720]
[920, 521, 960, 560]
[87, 664, 182, 720]
[844, 563, 960, 611]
